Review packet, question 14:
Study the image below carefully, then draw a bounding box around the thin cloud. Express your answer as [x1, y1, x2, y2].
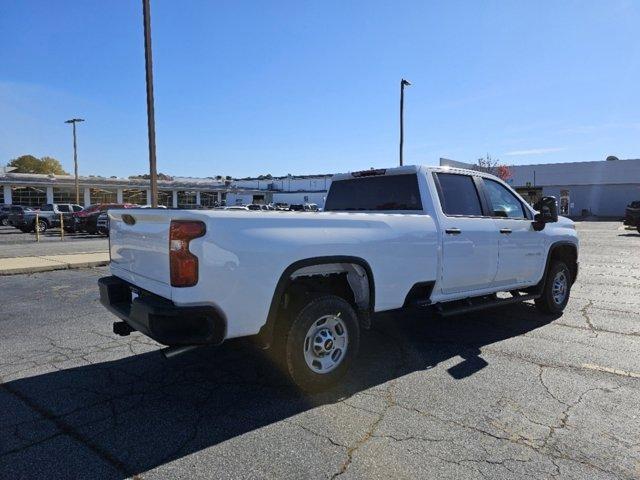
[561, 122, 640, 134]
[505, 147, 566, 156]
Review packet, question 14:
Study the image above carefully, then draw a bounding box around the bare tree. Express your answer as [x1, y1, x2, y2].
[475, 154, 513, 181]
[475, 154, 499, 175]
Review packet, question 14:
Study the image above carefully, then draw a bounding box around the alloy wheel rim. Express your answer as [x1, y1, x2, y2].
[303, 314, 348, 374]
[551, 271, 568, 305]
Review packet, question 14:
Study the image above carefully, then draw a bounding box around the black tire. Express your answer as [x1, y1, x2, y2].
[535, 260, 571, 315]
[0, 218, 7, 226]
[282, 295, 360, 393]
[637, 225, 640, 234]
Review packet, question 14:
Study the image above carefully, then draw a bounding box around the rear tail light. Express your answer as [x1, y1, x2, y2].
[169, 220, 206, 287]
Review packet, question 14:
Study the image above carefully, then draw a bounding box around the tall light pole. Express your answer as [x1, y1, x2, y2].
[399, 78, 411, 166]
[142, 0, 158, 207]
[65, 118, 84, 204]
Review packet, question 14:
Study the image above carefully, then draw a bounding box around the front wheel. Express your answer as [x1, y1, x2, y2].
[35, 220, 47, 234]
[535, 260, 571, 314]
[0, 218, 7, 226]
[282, 295, 360, 392]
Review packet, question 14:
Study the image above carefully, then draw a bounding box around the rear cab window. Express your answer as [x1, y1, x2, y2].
[324, 173, 422, 211]
[434, 172, 483, 216]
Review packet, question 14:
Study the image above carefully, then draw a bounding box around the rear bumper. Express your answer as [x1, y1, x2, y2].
[98, 275, 226, 346]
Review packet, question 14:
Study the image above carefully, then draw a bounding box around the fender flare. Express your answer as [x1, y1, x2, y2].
[257, 255, 375, 348]
[539, 241, 578, 289]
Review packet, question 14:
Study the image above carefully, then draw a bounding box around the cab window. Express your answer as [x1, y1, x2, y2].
[434, 173, 483, 216]
[483, 179, 526, 219]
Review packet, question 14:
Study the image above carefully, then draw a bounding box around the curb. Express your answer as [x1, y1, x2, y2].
[0, 255, 110, 276]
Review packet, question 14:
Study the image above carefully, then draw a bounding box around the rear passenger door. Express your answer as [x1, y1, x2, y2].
[433, 172, 499, 295]
[479, 178, 545, 286]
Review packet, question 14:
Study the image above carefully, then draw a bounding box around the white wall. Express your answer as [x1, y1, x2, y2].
[510, 159, 640, 187]
[232, 176, 331, 192]
[226, 193, 254, 205]
[272, 192, 326, 207]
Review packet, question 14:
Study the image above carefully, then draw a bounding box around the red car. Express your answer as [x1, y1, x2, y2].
[68, 203, 137, 234]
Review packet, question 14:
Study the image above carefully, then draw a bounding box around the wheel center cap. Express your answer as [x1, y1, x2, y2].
[313, 328, 336, 356]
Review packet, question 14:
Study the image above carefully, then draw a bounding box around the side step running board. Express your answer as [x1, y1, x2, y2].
[436, 293, 540, 317]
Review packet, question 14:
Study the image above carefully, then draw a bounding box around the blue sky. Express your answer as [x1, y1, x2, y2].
[1, 1, 639, 178]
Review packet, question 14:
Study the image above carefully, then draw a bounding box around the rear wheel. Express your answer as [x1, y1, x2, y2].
[535, 260, 571, 314]
[0, 217, 7, 226]
[281, 295, 360, 392]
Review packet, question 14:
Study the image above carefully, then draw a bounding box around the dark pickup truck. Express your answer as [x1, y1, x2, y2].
[11, 203, 82, 233]
[623, 201, 640, 233]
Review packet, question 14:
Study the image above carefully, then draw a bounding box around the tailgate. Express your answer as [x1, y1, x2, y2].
[109, 209, 172, 285]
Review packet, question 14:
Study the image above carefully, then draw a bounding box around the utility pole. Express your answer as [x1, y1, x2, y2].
[65, 118, 84, 204]
[399, 79, 411, 166]
[142, 0, 158, 207]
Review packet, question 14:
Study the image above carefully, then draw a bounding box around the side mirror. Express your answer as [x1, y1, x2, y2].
[533, 196, 558, 230]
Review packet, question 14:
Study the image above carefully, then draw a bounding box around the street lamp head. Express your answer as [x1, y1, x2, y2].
[65, 118, 85, 124]
[401, 79, 411, 87]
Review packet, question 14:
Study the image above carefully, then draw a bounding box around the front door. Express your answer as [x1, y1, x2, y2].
[434, 172, 499, 294]
[560, 190, 570, 216]
[481, 178, 545, 286]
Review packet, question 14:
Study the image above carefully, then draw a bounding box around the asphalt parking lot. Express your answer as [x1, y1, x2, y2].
[0, 225, 108, 258]
[1, 221, 639, 479]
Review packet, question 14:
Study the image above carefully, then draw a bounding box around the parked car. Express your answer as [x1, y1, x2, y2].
[222, 205, 250, 211]
[9, 204, 80, 233]
[0, 204, 11, 226]
[99, 165, 579, 392]
[71, 203, 135, 234]
[289, 203, 318, 212]
[274, 202, 290, 211]
[247, 204, 263, 211]
[96, 212, 109, 235]
[623, 200, 640, 233]
[7, 206, 37, 231]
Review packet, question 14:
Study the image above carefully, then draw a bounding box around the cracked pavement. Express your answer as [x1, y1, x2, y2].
[1, 221, 639, 479]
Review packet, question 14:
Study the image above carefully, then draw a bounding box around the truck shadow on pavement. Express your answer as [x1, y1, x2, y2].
[1, 304, 558, 479]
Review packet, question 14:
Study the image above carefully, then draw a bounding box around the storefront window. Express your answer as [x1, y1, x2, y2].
[90, 188, 117, 204]
[11, 186, 47, 207]
[157, 190, 173, 207]
[122, 188, 147, 205]
[200, 191, 218, 208]
[53, 187, 77, 204]
[177, 190, 197, 209]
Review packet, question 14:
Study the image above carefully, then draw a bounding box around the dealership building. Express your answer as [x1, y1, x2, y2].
[0, 171, 332, 208]
[441, 157, 640, 217]
[3, 157, 638, 216]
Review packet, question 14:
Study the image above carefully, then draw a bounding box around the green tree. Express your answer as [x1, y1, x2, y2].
[8, 155, 68, 175]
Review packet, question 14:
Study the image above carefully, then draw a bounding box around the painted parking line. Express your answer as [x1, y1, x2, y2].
[582, 363, 640, 379]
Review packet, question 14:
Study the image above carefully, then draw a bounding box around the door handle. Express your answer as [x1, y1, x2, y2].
[500, 228, 512, 234]
[445, 228, 461, 235]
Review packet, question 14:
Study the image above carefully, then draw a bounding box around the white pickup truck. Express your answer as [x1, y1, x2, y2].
[99, 165, 578, 391]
